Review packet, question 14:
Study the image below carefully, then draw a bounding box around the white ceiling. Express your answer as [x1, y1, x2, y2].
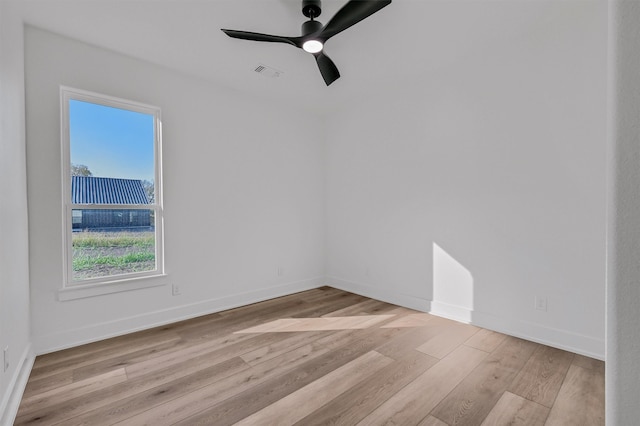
[16, 0, 566, 111]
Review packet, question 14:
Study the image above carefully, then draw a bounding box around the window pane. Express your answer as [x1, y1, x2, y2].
[72, 210, 82, 224]
[69, 99, 155, 203]
[71, 209, 155, 281]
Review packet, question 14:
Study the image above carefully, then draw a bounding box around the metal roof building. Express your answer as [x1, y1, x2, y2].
[72, 176, 149, 204]
[71, 176, 152, 231]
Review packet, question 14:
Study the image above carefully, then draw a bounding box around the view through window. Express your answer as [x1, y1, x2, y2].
[62, 88, 163, 284]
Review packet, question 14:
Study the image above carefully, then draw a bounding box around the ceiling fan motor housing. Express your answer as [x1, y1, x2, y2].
[302, 0, 322, 18]
[302, 19, 323, 36]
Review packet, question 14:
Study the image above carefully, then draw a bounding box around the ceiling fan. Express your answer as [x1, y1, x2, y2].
[221, 0, 392, 86]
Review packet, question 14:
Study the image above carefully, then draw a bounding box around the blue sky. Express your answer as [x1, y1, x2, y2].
[70, 99, 155, 182]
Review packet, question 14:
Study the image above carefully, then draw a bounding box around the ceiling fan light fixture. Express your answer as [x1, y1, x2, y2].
[221, 0, 392, 85]
[302, 39, 323, 53]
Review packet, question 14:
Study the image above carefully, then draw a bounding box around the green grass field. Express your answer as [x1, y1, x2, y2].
[72, 231, 155, 280]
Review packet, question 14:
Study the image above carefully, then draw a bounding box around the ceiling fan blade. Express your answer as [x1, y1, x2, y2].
[318, 0, 392, 41]
[221, 29, 301, 48]
[314, 52, 340, 86]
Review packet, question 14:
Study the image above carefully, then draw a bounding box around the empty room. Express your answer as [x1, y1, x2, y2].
[1, 0, 639, 424]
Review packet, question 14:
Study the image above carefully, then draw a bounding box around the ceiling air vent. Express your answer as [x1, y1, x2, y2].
[254, 64, 283, 79]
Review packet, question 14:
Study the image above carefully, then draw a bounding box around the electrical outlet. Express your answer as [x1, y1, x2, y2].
[277, 266, 284, 277]
[172, 284, 181, 296]
[3, 346, 8, 372]
[365, 266, 370, 277]
[535, 296, 548, 312]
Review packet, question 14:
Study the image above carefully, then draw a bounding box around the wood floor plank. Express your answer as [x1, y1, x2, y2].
[240, 330, 330, 366]
[375, 317, 453, 359]
[125, 329, 287, 379]
[296, 350, 438, 426]
[28, 334, 181, 381]
[208, 292, 365, 336]
[235, 314, 395, 333]
[480, 391, 550, 426]
[508, 345, 574, 408]
[21, 370, 73, 400]
[15, 288, 605, 426]
[296, 289, 363, 308]
[545, 364, 605, 426]
[431, 336, 538, 426]
[14, 355, 248, 425]
[380, 312, 435, 328]
[464, 328, 507, 353]
[572, 354, 605, 374]
[416, 321, 480, 359]
[52, 357, 250, 426]
[297, 286, 346, 303]
[233, 318, 303, 333]
[71, 338, 182, 382]
[419, 415, 450, 426]
[174, 327, 407, 426]
[208, 297, 307, 321]
[290, 293, 370, 318]
[182, 305, 305, 338]
[113, 328, 362, 425]
[30, 327, 183, 371]
[17, 368, 127, 417]
[321, 298, 389, 317]
[235, 351, 393, 425]
[356, 345, 489, 425]
[177, 297, 314, 341]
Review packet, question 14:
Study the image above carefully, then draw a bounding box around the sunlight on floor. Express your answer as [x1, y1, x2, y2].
[235, 315, 396, 333]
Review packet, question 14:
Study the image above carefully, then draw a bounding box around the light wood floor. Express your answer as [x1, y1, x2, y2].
[15, 287, 604, 425]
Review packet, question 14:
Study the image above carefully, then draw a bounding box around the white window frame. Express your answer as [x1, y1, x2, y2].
[59, 87, 165, 300]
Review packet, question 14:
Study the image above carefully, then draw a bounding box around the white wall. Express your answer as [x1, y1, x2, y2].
[607, 1, 640, 423]
[0, 2, 34, 424]
[326, 1, 607, 358]
[24, 27, 325, 354]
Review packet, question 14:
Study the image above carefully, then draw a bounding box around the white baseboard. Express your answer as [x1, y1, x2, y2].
[326, 276, 430, 312]
[325, 276, 605, 360]
[33, 277, 324, 355]
[470, 310, 605, 360]
[428, 303, 604, 360]
[430, 300, 474, 323]
[0, 344, 35, 426]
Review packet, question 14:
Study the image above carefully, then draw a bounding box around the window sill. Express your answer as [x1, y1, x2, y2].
[58, 275, 168, 301]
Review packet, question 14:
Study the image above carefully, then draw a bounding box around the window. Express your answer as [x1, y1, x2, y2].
[61, 87, 163, 292]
